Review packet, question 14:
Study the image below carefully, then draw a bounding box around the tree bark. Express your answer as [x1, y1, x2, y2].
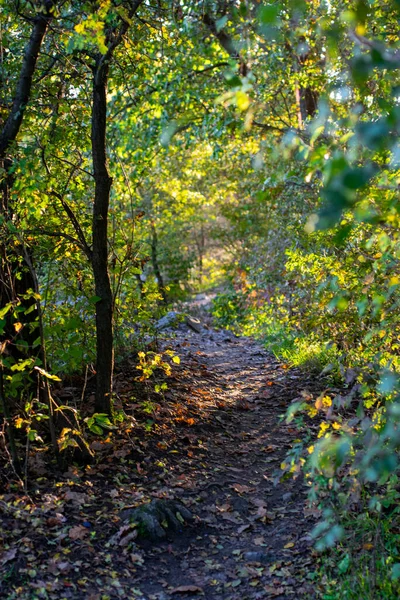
[150, 221, 168, 306]
[0, 2, 54, 157]
[0, 3, 55, 360]
[89, 0, 145, 414]
[91, 57, 114, 415]
[202, 13, 248, 76]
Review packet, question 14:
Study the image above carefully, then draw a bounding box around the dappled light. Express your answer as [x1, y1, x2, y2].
[1, 1, 400, 598]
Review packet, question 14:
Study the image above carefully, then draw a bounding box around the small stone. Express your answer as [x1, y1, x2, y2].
[120, 499, 193, 542]
[243, 552, 274, 564]
[155, 311, 181, 331]
[186, 316, 202, 333]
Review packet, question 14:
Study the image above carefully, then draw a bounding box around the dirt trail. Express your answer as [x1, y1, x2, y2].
[0, 317, 319, 600]
[132, 321, 318, 599]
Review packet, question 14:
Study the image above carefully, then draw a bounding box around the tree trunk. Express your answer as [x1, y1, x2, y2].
[89, 0, 144, 414]
[0, 4, 54, 369]
[0, 3, 54, 156]
[150, 221, 168, 306]
[91, 58, 114, 415]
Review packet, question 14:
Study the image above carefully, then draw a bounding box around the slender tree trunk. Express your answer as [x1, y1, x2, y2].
[91, 57, 114, 415]
[0, 3, 54, 156]
[0, 5, 54, 456]
[0, 4, 54, 350]
[0, 367, 21, 475]
[88, 0, 144, 414]
[150, 221, 168, 306]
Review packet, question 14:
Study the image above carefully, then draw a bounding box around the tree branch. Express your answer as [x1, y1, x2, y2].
[49, 191, 92, 259]
[0, 1, 56, 157]
[202, 13, 247, 76]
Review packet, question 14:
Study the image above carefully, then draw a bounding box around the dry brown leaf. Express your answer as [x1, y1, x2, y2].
[47, 516, 65, 528]
[64, 490, 88, 506]
[231, 483, 252, 494]
[256, 506, 267, 518]
[264, 585, 285, 596]
[1, 547, 17, 565]
[221, 513, 241, 523]
[68, 525, 89, 540]
[254, 536, 265, 546]
[216, 503, 231, 513]
[171, 585, 204, 595]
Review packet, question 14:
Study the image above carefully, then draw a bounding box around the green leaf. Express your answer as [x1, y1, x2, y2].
[0, 303, 12, 320]
[356, 119, 390, 151]
[10, 359, 34, 372]
[215, 16, 228, 32]
[342, 164, 377, 190]
[89, 424, 103, 435]
[392, 564, 400, 580]
[259, 4, 280, 25]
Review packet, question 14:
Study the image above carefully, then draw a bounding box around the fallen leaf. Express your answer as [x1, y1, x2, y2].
[130, 553, 144, 565]
[216, 503, 231, 513]
[256, 506, 267, 518]
[221, 513, 241, 523]
[69, 525, 89, 540]
[171, 585, 204, 594]
[47, 516, 65, 528]
[64, 490, 89, 506]
[1, 547, 17, 565]
[231, 483, 252, 494]
[237, 524, 251, 534]
[264, 585, 285, 595]
[284, 542, 295, 549]
[109, 524, 138, 546]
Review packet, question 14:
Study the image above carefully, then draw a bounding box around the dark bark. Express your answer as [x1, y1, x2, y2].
[150, 221, 168, 306]
[202, 13, 248, 76]
[88, 0, 145, 414]
[0, 2, 54, 157]
[0, 367, 21, 476]
[91, 58, 114, 415]
[0, 3, 55, 365]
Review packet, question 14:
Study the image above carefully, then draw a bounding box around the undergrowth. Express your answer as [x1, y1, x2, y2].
[212, 282, 400, 598]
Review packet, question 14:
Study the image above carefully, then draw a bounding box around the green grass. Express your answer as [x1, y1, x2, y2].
[318, 507, 400, 600]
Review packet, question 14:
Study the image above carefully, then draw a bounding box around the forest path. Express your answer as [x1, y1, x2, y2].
[130, 317, 319, 599]
[0, 314, 320, 600]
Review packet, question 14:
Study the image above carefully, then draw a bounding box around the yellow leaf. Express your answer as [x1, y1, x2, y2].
[323, 396, 332, 408]
[307, 445, 314, 454]
[74, 23, 85, 34]
[236, 90, 250, 111]
[14, 322, 23, 333]
[284, 542, 295, 549]
[318, 422, 330, 438]
[332, 422, 341, 430]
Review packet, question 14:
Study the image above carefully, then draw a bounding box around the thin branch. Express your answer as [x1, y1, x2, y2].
[48, 153, 94, 178]
[49, 190, 92, 259]
[24, 228, 83, 247]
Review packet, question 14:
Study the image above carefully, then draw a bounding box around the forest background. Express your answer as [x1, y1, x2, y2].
[1, 0, 400, 597]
